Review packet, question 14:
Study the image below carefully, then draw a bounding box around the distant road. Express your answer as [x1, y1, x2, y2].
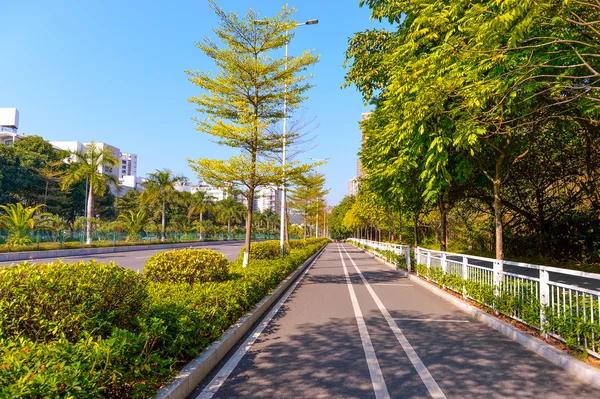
[0, 241, 244, 273]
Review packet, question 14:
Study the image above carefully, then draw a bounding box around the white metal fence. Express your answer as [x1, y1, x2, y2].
[348, 238, 600, 359]
[347, 238, 411, 271]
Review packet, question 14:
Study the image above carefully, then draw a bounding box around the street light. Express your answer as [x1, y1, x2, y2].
[256, 18, 318, 255]
[310, 157, 329, 238]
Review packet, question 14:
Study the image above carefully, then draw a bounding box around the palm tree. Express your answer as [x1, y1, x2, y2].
[117, 210, 148, 240]
[263, 209, 279, 235]
[180, 190, 214, 222]
[61, 142, 119, 245]
[0, 203, 53, 246]
[215, 198, 245, 235]
[141, 169, 185, 241]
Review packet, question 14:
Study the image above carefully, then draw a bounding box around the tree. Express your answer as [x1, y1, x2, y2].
[330, 195, 355, 239]
[289, 172, 328, 241]
[186, 2, 318, 266]
[141, 169, 185, 241]
[117, 210, 148, 240]
[61, 142, 119, 245]
[214, 197, 245, 235]
[0, 203, 53, 246]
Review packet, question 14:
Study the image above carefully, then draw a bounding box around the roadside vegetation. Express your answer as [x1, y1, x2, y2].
[0, 238, 328, 397]
[335, 0, 600, 272]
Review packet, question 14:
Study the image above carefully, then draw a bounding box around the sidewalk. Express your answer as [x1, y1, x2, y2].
[189, 243, 600, 399]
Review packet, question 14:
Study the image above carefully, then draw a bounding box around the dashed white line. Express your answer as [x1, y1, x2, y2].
[394, 318, 470, 323]
[337, 244, 390, 399]
[341, 244, 447, 399]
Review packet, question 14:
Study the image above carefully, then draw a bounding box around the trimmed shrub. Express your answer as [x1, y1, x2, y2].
[239, 240, 290, 261]
[144, 248, 229, 284]
[0, 260, 147, 342]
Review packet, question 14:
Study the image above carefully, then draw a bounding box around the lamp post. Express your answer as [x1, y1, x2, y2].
[279, 19, 318, 255]
[310, 157, 329, 238]
[253, 18, 318, 254]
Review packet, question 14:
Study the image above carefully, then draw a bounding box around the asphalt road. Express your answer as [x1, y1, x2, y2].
[0, 241, 244, 272]
[190, 243, 599, 399]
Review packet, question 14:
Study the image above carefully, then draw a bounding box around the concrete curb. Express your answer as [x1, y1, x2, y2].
[154, 244, 328, 399]
[408, 273, 600, 390]
[0, 240, 245, 263]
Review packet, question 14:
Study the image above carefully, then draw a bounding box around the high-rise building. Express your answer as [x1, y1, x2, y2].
[348, 177, 359, 197]
[120, 152, 137, 178]
[254, 185, 281, 213]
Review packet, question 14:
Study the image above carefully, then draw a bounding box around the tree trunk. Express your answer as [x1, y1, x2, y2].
[161, 201, 166, 242]
[86, 182, 94, 245]
[228, 219, 231, 235]
[439, 197, 448, 252]
[243, 189, 255, 268]
[413, 211, 419, 248]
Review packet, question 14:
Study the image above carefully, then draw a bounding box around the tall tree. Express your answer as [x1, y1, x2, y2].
[187, 1, 318, 267]
[61, 142, 119, 245]
[141, 169, 185, 241]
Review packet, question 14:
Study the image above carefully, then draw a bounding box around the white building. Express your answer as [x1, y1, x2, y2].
[174, 180, 231, 202]
[254, 185, 281, 213]
[0, 108, 21, 145]
[348, 177, 359, 196]
[119, 175, 146, 195]
[120, 152, 137, 178]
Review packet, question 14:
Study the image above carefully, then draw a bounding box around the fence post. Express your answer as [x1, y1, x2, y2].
[462, 256, 468, 298]
[113, 232, 116, 246]
[539, 268, 550, 335]
[406, 247, 412, 272]
[59, 230, 64, 249]
[426, 250, 431, 269]
[441, 252, 447, 274]
[36, 230, 40, 250]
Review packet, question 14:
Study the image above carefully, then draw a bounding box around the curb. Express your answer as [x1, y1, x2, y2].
[154, 244, 328, 399]
[0, 240, 246, 263]
[408, 273, 600, 390]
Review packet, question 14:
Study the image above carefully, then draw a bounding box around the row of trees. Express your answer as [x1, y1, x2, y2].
[0, 135, 290, 246]
[340, 0, 600, 263]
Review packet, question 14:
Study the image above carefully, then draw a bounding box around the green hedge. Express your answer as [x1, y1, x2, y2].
[0, 240, 327, 398]
[0, 260, 146, 342]
[239, 240, 290, 261]
[144, 248, 229, 284]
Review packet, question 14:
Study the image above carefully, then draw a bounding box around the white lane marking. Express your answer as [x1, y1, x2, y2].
[373, 283, 413, 287]
[394, 318, 470, 323]
[341, 244, 447, 399]
[134, 255, 151, 259]
[195, 248, 325, 399]
[337, 244, 390, 399]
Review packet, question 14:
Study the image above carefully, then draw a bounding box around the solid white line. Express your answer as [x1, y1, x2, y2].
[337, 244, 390, 399]
[394, 318, 470, 323]
[195, 249, 324, 399]
[341, 244, 447, 399]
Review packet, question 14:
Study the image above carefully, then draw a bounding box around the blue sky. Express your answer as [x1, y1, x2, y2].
[1, 0, 380, 204]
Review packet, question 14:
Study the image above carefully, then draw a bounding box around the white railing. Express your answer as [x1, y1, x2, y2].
[415, 246, 600, 358]
[347, 238, 412, 272]
[348, 238, 600, 359]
